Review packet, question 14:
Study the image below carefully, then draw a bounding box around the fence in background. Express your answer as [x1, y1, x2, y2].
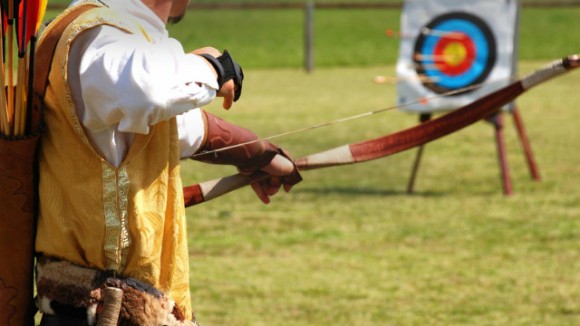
[46, 1, 580, 71]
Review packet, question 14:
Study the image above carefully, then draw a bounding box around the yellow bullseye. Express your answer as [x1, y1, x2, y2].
[442, 42, 467, 67]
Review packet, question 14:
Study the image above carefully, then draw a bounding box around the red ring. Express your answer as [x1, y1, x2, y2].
[433, 33, 476, 76]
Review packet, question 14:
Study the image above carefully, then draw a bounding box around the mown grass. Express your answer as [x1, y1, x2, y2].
[180, 62, 580, 325]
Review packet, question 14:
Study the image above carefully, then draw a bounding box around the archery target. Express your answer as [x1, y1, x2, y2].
[396, 0, 519, 113]
[414, 12, 496, 94]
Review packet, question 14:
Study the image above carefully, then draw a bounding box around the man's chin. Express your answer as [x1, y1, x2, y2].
[168, 14, 185, 25]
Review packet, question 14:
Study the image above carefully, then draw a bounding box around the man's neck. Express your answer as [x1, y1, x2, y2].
[140, 0, 171, 23]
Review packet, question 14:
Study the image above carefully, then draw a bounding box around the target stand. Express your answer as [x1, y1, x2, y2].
[405, 107, 541, 196]
[396, 0, 539, 195]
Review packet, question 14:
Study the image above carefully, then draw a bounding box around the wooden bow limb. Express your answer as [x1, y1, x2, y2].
[183, 54, 580, 207]
[183, 162, 308, 207]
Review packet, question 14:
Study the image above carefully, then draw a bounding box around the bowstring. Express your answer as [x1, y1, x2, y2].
[191, 76, 516, 158]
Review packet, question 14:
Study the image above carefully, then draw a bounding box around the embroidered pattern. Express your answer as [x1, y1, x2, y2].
[102, 164, 131, 271]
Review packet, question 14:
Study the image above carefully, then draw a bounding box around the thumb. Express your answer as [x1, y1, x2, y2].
[260, 154, 295, 176]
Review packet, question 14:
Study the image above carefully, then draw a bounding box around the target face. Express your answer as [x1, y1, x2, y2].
[413, 12, 497, 95]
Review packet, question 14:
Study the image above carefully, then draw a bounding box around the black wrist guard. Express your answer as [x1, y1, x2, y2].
[199, 50, 244, 101]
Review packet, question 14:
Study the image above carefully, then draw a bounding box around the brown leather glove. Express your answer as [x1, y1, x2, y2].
[192, 111, 302, 187]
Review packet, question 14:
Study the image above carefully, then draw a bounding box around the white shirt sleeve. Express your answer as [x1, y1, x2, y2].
[68, 25, 215, 164]
[77, 25, 217, 133]
[176, 109, 206, 158]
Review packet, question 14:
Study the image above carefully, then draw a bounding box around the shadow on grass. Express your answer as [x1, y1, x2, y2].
[295, 186, 445, 198]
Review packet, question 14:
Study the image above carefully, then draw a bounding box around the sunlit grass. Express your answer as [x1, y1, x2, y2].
[182, 63, 580, 325]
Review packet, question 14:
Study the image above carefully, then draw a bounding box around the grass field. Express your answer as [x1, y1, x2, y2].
[163, 9, 580, 323]
[38, 4, 580, 325]
[179, 62, 580, 325]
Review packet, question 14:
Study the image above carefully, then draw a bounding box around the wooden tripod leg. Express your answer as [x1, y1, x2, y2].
[511, 106, 541, 181]
[406, 113, 431, 193]
[490, 112, 513, 196]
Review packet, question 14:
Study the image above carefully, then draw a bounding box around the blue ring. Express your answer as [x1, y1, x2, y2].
[413, 12, 497, 95]
[421, 20, 489, 89]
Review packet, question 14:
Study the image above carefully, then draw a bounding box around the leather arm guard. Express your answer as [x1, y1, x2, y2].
[193, 111, 302, 185]
[199, 50, 244, 101]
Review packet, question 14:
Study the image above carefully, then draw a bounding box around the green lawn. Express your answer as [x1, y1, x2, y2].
[180, 63, 580, 325]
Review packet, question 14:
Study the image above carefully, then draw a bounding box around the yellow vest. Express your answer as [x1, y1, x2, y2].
[35, 4, 192, 317]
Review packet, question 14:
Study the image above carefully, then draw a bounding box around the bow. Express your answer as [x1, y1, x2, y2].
[183, 54, 580, 207]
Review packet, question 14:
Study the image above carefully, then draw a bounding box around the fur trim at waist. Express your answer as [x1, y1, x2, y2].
[36, 256, 198, 326]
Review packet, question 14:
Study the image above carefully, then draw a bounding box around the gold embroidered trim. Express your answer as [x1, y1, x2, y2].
[117, 165, 131, 271]
[102, 164, 131, 271]
[102, 163, 120, 270]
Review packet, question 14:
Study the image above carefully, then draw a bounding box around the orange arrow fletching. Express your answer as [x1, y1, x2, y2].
[1, 1, 9, 35]
[34, 0, 46, 32]
[16, 0, 45, 53]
